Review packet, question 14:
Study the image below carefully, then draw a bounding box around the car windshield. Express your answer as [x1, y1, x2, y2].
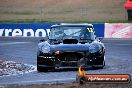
[49, 26, 95, 40]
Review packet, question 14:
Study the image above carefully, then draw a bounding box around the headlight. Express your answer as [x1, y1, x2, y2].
[89, 43, 101, 53]
[41, 41, 50, 53]
[42, 46, 50, 53]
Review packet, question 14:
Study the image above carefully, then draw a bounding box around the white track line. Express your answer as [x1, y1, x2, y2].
[0, 42, 31, 45]
[0, 78, 76, 85]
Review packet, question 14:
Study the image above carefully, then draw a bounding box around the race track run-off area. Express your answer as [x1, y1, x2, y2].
[0, 38, 132, 85]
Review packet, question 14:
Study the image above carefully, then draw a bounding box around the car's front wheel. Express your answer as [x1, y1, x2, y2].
[37, 56, 55, 72]
[37, 65, 54, 72]
[37, 65, 45, 72]
[92, 55, 105, 69]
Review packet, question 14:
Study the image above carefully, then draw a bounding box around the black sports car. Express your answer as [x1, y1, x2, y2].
[37, 23, 105, 72]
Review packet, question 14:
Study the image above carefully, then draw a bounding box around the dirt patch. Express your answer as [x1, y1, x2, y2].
[0, 0, 127, 22]
[3, 82, 132, 88]
[0, 60, 36, 77]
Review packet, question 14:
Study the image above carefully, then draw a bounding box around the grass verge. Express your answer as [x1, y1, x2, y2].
[0, 19, 132, 23]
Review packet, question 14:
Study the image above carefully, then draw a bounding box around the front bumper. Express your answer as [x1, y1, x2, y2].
[37, 51, 104, 68]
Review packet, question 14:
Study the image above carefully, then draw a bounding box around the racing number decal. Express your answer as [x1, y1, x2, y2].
[87, 28, 93, 32]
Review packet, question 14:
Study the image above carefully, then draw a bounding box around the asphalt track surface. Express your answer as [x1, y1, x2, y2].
[0, 38, 132, 85]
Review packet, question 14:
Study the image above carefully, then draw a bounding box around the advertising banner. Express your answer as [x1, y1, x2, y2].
[93, 23, 104, 37]
[0, 23, 104, 37]
[105, 23, 132, 38]
[0, 23, 55, 37]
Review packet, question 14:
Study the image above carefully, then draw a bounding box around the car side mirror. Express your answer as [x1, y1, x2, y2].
[39, 39, 45, 42]
[96, 38, 103, 42]
[49, 32, 50, 36]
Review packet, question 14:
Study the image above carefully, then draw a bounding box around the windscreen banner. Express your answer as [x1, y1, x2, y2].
[0, 23, 104, 37]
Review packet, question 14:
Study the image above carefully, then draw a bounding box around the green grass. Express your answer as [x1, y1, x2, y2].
[0, 19, 132, 23]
